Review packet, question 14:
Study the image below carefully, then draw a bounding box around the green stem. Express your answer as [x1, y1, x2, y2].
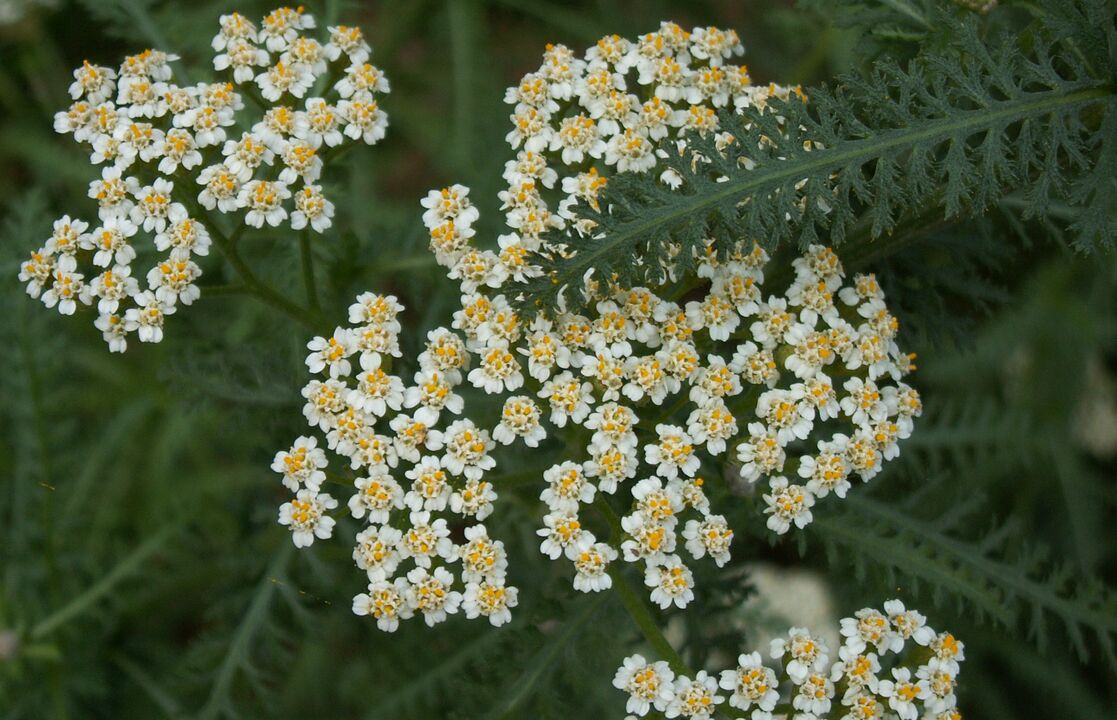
[596, 495, 747, 719]
[299, 230, 320, 312]
[31, 526, 178, 639]
[174, 185, 327, 331]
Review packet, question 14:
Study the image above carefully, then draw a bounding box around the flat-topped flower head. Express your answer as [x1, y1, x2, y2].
[24, 7, 392, 351]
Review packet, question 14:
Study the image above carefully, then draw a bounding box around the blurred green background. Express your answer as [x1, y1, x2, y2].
[1, 0, 1114, 717]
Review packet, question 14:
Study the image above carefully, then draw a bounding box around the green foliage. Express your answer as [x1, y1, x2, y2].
[522, 0, 1116, 315]
[811, 486, 1117, 669]
[1, 1, 1116, 719]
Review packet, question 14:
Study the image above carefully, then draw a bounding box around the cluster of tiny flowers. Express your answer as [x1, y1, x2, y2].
[19, 7, 389, 351]
[273, 292, 519, 631]
[421, 184, 919, 608]
[467, 20, 802, 268]
[422, 189, 741, 607]
[614, 600, 965, 720]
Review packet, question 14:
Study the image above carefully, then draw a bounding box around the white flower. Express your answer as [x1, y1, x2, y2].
[884, 598, 936, 647]
[421, 184, 480, 229]
[278, 139, 322, 184]
[213, 12, 257, 51]
[537, 511, 590, 559]
[877, 667, 930, 720]
[493, 395, 546, 447]
[326, 25, 371, 64]
[334, 61, 390, 98]
[352, 577, 412, 632]
[352, 524, 403, 581]
[604, 127, 656, 172]
[762, 476, 814, 534]
[688, 355, 742, 404]
[175, 105, 234, 147]
[339, 97, 388, 144]
[632, 477, 683, 525]
[399, 510, 454, 569]
[404, 456, 452, 512]
[88, 265, 137, 314]
[458, 525, 508, 582]
[306, 328, 356, 378]
[123, 290, 174, 343]
[404, 566, 462, 628]
[256, 60, 314, 101]
[404, 369, 464, 418]
[666, 671, 724, 718]
[791, 672, 834, 717]
[736, 422, 786, 483]
[917, 659, 958, 713]
[829, 645, 882, 691]
[841, 377, 888, 427]
[154, 215, 211, 259]
[467, 341, 524, 393]
[433, 419, 495, 480]
[584, 443, 638, 494]
[770, 627, 829, 684]
[645, 424, 700, 479]
[799, 436, 852, 499]
[278, 488, 337, 547]
[348, 471, 404, 523]
[271, 436, 327, 492]
[196, 164, 241, 213]
[222, 132, 273, 181]
[238, 179, 291, 227]
[450, 478, 497, 520]
[930, 631, 966, 672]
[214, 37, 270, 83]
[572, 542, 617, 592]
[346, 355, 405, 416]
[462, 580, 519, 627]
[301, 378, 347, 430]
[131, 178, 180, 233]
[540, 461, 595, 511]
[146, 257, 202, 306]
[69, 61, 116, 103]
[718, 652, 779, 712]
[682, 515, 732, 567]
[621, 511, 675, 563]
[756, 388, 814, 445]
[88, 166, 138, 220]
[538, 371, 594, 427]
[645, 556, 694, 609]
[614, 654, 676, 717]
[686, 399, 737, 454]
[95, 312, 130, 352]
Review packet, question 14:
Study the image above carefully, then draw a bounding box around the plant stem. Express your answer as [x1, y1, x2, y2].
[31, 526, 178, 639]
[174, 185, 327, 331]
[596, 495, 747, 719]
[299, 230, 320, 312]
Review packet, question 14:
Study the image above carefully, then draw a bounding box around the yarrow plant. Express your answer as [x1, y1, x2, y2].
[17, 7, 389, 351]
[269, 22, 922, 637]
[614, 599, 965, 719]
[11, 0, 1117, 715]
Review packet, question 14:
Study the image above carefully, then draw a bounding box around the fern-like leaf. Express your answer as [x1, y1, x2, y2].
[811, 491, 1117, 670]
[519, 0, 1116, 315]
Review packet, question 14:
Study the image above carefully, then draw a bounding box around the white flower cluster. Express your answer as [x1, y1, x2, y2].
[420, 186, 919, 608]
[614, 600, 965, 719]
[273, 292, 519, 631]
[18, 7, 389, 352]
[477, 20, 802, 263]
[268, 20, 920, 626]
